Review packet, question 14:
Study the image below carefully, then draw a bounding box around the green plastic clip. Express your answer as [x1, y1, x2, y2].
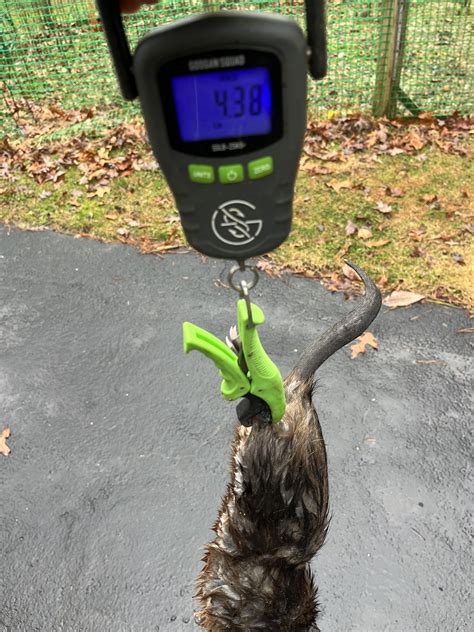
[183, 322, 250, 400]
[182, 300, 286, 422]
[237, 300, 286, 422]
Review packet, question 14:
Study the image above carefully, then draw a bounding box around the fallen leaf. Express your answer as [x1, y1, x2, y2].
[406, 130, 425, 150]
[383, 290, 425, 308]
[457, 327, 474, 334]
[304, 165, 335, 176]
[375, 201, 393, 214]
[387, 147, 406, 156]
[128, 220, 140, 228]
[358, 227, 373, 240]
[422, 194, 438, 204]
[377, 274, 389, 288]
[409, 225, 427, 241]
[385, 187, 404, 198]
[88, 186, 111, 199]
[366, 239, 391, 248]
[410, 246, 426, 258]
[116, 227, 129, 237]
[342, 262, 360, 280]
[416, 359, 444, 365]
[0, 427, 11, 456]
[350, 332, 379, 359]
[39, 190, 52, 200]
[345, 220, 357, 236]
[256, 258, 282, 278]
[452, 253, 465, 265]
[105, 213, 118, 220]
[326, 179, 353, 193]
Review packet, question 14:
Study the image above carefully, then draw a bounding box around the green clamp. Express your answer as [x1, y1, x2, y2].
[182, 322, 250, 400]
[182, 300, 286, 422]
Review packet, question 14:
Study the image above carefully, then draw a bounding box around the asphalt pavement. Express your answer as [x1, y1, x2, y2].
[0, 226, 472, 631]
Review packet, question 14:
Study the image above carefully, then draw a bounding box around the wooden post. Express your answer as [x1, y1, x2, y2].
[388, 0, 410, 118]
[373, 0, 401, 117]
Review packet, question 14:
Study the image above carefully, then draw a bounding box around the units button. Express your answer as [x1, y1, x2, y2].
[188, 164, 215, 184]
[218, 164, 244, 184]
[248, 156, 274, 180]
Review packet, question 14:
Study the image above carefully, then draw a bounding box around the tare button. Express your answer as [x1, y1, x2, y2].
[218, 164, 244, 184]
[188, 164, 215, 184]
[248, 156, 274, 180]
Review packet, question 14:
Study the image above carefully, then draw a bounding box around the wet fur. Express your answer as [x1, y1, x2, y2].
[195, 372, 328, 631]
[195, 262, 381, 630]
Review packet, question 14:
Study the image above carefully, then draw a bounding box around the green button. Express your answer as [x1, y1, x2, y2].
[188, 164, 214, 184]
[248, 156, 274, 180]
[218, 164, 244, 184]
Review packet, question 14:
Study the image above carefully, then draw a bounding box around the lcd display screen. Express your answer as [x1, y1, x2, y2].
[171, 67, 272, 142]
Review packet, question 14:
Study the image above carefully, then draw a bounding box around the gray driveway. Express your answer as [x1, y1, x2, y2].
[0, 227, 472, 631]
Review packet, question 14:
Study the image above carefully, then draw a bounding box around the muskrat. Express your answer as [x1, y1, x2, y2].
[195, 262, 381, 631]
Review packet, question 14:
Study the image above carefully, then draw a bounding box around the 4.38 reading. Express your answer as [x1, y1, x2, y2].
[171, 65, 273, 141]
[214, 84, 263, 118]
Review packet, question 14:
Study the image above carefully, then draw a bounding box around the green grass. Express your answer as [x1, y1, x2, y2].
[2, 139, 472, 307]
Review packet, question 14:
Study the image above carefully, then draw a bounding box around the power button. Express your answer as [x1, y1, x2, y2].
[218, 164, 244, 184]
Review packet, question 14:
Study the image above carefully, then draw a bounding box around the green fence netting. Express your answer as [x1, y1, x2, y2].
[1, 1, 472, 138]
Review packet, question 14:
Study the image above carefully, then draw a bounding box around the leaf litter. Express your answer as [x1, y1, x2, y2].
[0, 427, 11, 456]
[2, 105, 473, 305]
[350, 332, 379, 359]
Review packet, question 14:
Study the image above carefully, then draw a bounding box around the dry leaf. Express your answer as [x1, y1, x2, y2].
[409, 225, 427, 242]
[350, 332, 379, 359]
[326, 179, 353, 193]
[385, 187, 404, 198]
[416, 359, 443, 365]
[366, 239, 391, 248]
[358, 227, 373, 240]
[342, 262, 360, 280]
[375, 201, 393, 214]
[345, 220, 357, 236]
[116, 227, 130, 237]
[105, 213, 118, 220]
[383, 290, 425, 308]
[457, 327, 474, 334]
[406, 130, 425, 150]
[422, 194, 438, 204]
[0, 427, 11, 456]
[388, 147, 406, 156]
[88, 186, 111, 199]
[451, 253, 465, 265]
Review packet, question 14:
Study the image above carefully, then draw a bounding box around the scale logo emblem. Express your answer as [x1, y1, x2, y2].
[211, 200, 263, 246]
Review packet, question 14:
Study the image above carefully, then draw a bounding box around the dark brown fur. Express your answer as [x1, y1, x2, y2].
[196, 375, 328, 631]
[195, 263, 381, 630]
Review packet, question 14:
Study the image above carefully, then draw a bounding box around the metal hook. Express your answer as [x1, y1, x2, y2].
[228, 261, 259, 293]
[228, 261, 259, 329]
[239, 280, 254, 329]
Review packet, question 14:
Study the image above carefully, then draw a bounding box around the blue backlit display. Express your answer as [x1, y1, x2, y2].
[171, 67, 272, 142]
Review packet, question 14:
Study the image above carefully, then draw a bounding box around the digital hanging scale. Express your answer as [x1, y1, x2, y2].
[96, 1, 326, 260]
